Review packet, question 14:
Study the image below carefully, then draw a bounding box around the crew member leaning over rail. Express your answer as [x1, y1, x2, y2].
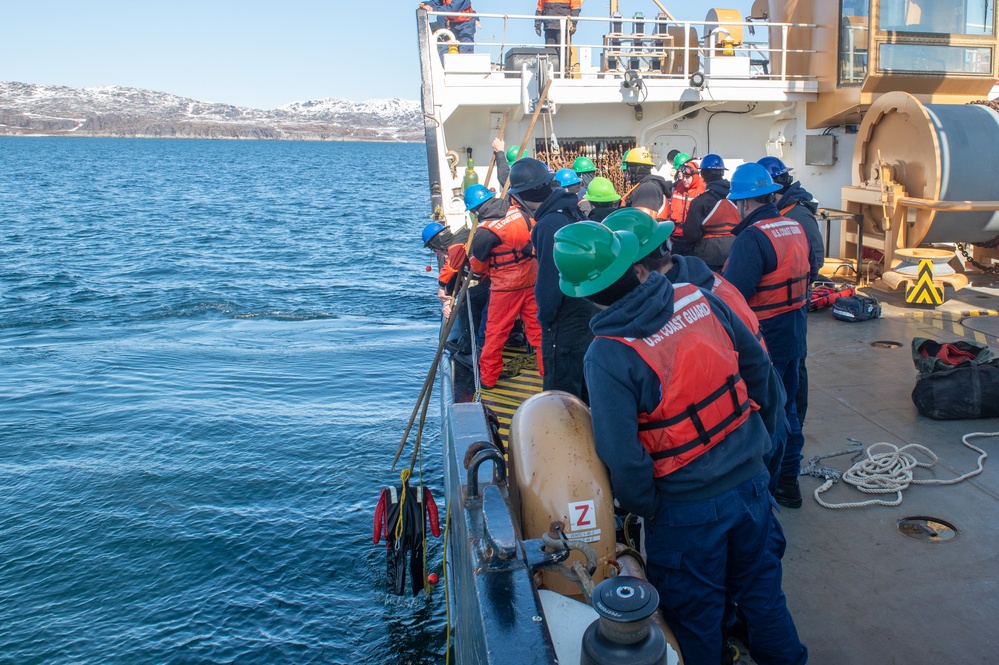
[553, 221, 808, 665]
[420, 0, 477, 54]
[420, 221, 489, 365]
[466, 184, 543, 390]
[723, 163, 816, 510]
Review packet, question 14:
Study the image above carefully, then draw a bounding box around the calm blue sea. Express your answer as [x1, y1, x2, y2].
[0, 137, 446, 664]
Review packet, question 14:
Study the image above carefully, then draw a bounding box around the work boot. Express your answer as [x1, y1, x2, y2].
[775, 475, 802, 509]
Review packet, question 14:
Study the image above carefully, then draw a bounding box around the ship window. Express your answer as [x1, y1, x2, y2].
[878, 43, 992, 73]
[878, 0, 994, 35]
[839, 0, 870, 85]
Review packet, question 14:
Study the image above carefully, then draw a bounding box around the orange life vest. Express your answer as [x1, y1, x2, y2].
[635, 200, 669, 222]
[438, 241, 481, 289]
[471, 207, 537, 292]
[537, 0, 582, 13]
[747, 217, 811, 320]
[701, 198, 741, 239]
[710, 274, 767, 353]
[601, 283, 755, 478]
[668, 174, 706, 237]
[442, 0, 475, 23]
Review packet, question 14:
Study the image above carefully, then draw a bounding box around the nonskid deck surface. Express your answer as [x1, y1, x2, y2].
[783, 278, 999, 664]
[475, 347, 542, 442]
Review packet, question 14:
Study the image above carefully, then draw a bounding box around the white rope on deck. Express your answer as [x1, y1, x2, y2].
[813, 431, 999, 509]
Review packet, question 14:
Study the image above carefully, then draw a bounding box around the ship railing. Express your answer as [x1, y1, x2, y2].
[422, 10, 816, 84]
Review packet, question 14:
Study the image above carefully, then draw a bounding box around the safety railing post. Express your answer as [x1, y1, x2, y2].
[781, 24, 788, 82]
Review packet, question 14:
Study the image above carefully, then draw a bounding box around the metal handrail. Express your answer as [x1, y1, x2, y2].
[424, 9, 818, 81]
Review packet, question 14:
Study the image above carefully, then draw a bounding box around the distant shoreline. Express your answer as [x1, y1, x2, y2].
[1, 82, 424, 145]
[0, 132, 422, 143]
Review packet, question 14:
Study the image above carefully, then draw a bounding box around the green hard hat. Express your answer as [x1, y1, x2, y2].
[573, 156, 597, 174]
[602, 208, 675, 262]
[506, 145, 522, 165]
[583, 177, 621, 203]
[554, 222, 640, 298]
[672, 151, 693, 170]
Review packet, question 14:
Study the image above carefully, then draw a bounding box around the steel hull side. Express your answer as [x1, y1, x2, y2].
[439, 356, 559, 665]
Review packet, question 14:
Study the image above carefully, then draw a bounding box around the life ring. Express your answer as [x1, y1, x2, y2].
[432, 28, 458, 46]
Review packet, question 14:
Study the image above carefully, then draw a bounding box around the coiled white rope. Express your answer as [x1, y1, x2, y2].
[813, 431, 999, 509]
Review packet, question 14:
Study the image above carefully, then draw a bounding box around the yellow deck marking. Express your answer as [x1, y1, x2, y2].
[893, 309, 999, 347]
[480, 348, 544, 443]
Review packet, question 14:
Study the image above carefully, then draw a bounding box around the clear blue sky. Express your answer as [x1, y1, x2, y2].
[1, 1, 754, 108]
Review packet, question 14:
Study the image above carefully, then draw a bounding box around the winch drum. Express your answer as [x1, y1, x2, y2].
[854, 91, 999, 245]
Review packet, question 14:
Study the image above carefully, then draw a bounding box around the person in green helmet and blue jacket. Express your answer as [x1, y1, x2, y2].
[552, 220, 807, 665]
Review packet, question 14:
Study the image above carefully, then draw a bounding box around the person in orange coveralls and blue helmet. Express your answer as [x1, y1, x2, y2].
[465, 183, 544, 390]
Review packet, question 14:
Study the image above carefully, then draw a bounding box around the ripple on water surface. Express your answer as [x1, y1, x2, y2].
[0, 138, 447, 664]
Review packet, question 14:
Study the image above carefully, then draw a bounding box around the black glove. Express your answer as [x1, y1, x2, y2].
[535, 21, 543, 36]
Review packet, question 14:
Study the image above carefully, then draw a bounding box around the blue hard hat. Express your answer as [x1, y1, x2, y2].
[463, 184, 494, 211]
[699, 153, 726, 171]
[757, 156, 791, 178]
[422, 221, 446, 247]
[554, 168, 582, 188]
[728, 163, 782, 201]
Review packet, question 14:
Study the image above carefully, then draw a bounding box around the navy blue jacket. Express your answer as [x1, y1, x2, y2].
[424, 0, 475, 24]
[723, 203, 815, 363]
[530, 188, 594, 327]
[777, 181, 824, 281]
[494, 150, 510, 190]
[584, 271, 776, 517]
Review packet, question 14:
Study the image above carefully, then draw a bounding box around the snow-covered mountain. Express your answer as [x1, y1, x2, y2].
[0, 82, 422, 141]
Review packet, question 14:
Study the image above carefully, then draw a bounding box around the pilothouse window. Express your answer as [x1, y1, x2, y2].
[878, 0, 994, 35]
[839, 0, 870, 85]
[879, 43, 992, 73]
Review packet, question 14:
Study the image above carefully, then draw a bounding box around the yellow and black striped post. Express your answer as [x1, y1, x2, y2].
[905, 259, 944, 306]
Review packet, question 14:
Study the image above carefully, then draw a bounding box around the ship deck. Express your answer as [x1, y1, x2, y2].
[781, 277, 999, 664]
[455, 274, 999, 664]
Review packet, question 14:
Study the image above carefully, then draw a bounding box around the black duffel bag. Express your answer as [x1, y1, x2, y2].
[832, 294, 881, 322]
[911, 358, 999, 419]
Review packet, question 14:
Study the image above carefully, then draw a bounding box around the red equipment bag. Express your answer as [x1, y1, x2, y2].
[809, 282, 856, 312]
